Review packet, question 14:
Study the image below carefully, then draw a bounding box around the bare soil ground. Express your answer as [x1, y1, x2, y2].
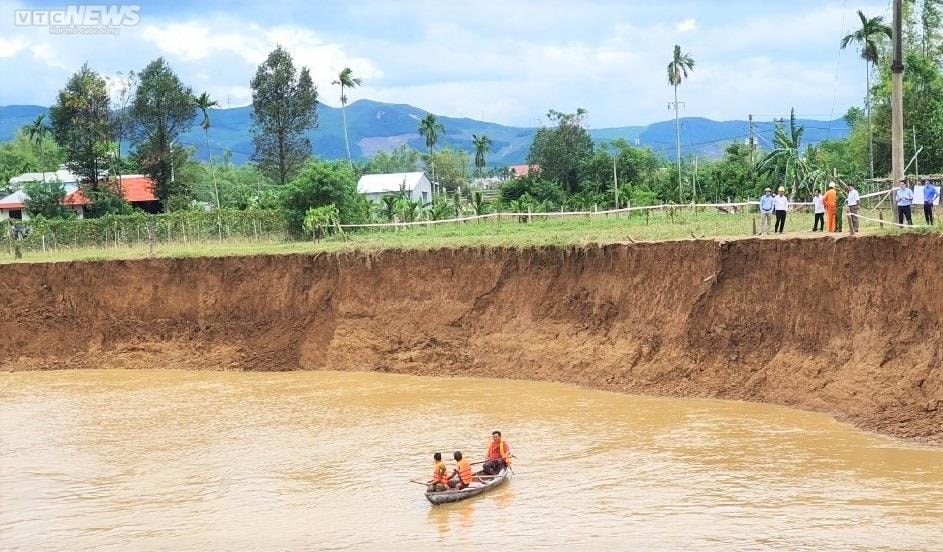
[2, 234, 940, 444]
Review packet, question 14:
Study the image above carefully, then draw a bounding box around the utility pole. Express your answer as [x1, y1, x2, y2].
[748, 114, 756, 163]
[693, 155, 698, 203]
[612, 155, 619, 209]
[891, 0, 904, 221]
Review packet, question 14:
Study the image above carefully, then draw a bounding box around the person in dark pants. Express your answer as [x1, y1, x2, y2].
[895, 180, 914, 225]
[811, 189, 824, 231]
[924, 180, 938, 225]
[774, 186, 789, 233]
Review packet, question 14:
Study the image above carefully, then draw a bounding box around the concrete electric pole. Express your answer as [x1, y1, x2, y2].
[891, 0, 905, 220]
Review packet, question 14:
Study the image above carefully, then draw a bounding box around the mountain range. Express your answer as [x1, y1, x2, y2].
[0, 100, 850, 167]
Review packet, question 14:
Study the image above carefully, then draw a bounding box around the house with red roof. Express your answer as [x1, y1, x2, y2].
[64, 175, 161, 216]
[508, 164, 540, 178]
[0, 175, 160, 220]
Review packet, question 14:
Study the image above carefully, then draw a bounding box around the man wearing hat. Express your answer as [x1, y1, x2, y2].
[774, 186, 789, 233]
[823, 182, 838, 232]
[759, 187, 775, 235]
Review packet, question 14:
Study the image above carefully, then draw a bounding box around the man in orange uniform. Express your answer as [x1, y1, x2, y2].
[823, 181, 838, 232]
[482, 430, 511, 475]
[448, 451, 474, 490]
[427, 452, 449, 493]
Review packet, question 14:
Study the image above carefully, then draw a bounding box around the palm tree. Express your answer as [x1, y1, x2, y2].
[841, 10, 892, 179]
[667, 44, 695, 202]
[194, 92, 221, 210]
[25, 114, 51, 182]
[332, 67, 362, 168]
[758, 109, 812, 199]
[472, 134, 492, 179]
[418, 113, 445, 193]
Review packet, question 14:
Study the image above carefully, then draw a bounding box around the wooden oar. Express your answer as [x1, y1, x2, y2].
[410, 479, 431, 486]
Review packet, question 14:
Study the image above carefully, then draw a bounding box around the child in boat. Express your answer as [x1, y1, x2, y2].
[448, 451, 473, 490]
[427, 452, 449, 493]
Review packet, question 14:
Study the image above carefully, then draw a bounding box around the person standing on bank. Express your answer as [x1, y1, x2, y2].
[846, 183, 860, 233]
[759, 188, 775, 235]
[895, 180, 914, 226]
[812, 189, 825, 232]
[774, 186, 789, 233]
[923, 179, 938, 226]
[823, 182, 838, 232]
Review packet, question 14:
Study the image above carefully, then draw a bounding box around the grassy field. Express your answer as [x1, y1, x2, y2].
[0, 208, 934, 264]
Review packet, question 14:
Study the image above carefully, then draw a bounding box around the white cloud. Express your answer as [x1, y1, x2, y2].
[676, 18, 697, 33]
[0, 36, 27, 58]
[140, 21, 382, 91]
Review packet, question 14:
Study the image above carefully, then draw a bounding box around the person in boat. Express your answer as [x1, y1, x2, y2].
[427, 452, 449, 493]
[448, 451, 473, 490]
[481, 430, 511, 475]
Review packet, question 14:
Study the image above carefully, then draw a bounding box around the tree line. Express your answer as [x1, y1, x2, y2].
[4, 2, 943, 229]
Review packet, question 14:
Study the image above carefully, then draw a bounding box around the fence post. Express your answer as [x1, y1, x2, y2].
[527, 207, 532, 224]
[646, 210, 650, 226]
[42, 234, 46, 253]
[879, 212, 884, 228]
[752, 216, 757, 236]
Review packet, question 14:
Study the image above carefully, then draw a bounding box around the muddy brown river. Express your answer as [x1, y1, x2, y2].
[1, 370, 941, 551]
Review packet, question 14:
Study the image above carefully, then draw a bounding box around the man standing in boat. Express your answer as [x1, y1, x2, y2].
[482, 431, 511, 475]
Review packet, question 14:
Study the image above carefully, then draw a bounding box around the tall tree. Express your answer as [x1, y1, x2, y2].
[526, 108, 593, 194]
[250, 45, 319, 185]
[130, 58, 196, 203]
[841, 10, 892, 178]
[49, 63, 112, 187]
[418, 113, 445, 195]
[24, 115, 51, 183]
[194, 92, 221, 209]
[107, 70, 137, 187]
[472, 134, 492, 179]
[667, 44, 695, 201]
[332, 67, 361, 168]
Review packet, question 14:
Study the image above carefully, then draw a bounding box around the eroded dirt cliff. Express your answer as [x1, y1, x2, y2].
[2, 235, 940, 443]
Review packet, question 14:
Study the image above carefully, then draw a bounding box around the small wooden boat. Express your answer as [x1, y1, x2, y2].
[424, 467, 510, 505]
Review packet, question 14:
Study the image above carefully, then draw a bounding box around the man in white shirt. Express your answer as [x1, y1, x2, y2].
[811, 189, 825, 231]
[773, 186, 789, 233]
[846, 184, 860, 233]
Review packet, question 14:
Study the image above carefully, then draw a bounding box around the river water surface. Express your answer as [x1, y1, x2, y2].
[1, 370, 941, 551]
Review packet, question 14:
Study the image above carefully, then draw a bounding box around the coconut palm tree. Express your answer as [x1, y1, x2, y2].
[472, 134, 492, 179]
[758, 109, 812, 199]
[667, 44, 695, 202]
[418, 113, 445, 193]
[25, 114, 51, 182]
[194, 92, 220, 209]
[841, 10, 892, 179]
[332, 67, 362, 168]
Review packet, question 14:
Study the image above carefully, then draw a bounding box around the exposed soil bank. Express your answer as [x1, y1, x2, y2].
[2, 235, 941, 443]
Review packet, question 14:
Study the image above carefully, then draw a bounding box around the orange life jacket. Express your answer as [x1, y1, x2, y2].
[432, 461, 449, 486]
[456, 459, 473, 484]
[486, 439, 511, 464]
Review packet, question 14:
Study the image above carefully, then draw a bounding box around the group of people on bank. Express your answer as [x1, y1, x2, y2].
[757, 179, 938, 235]
[426, 431, 512, 492]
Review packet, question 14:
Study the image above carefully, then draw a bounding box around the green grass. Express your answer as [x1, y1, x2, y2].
[1, 208, 935, 265]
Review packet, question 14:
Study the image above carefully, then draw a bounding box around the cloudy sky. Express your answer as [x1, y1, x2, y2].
[0, 0, 889, 127]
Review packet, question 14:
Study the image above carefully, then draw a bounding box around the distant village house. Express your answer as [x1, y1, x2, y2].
[0, 174, 159, 220]
[357, 172, 433, 204]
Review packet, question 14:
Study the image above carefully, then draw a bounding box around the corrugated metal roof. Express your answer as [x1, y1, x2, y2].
[9, 169, 79, 186]
[357, 172, 429, 194]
